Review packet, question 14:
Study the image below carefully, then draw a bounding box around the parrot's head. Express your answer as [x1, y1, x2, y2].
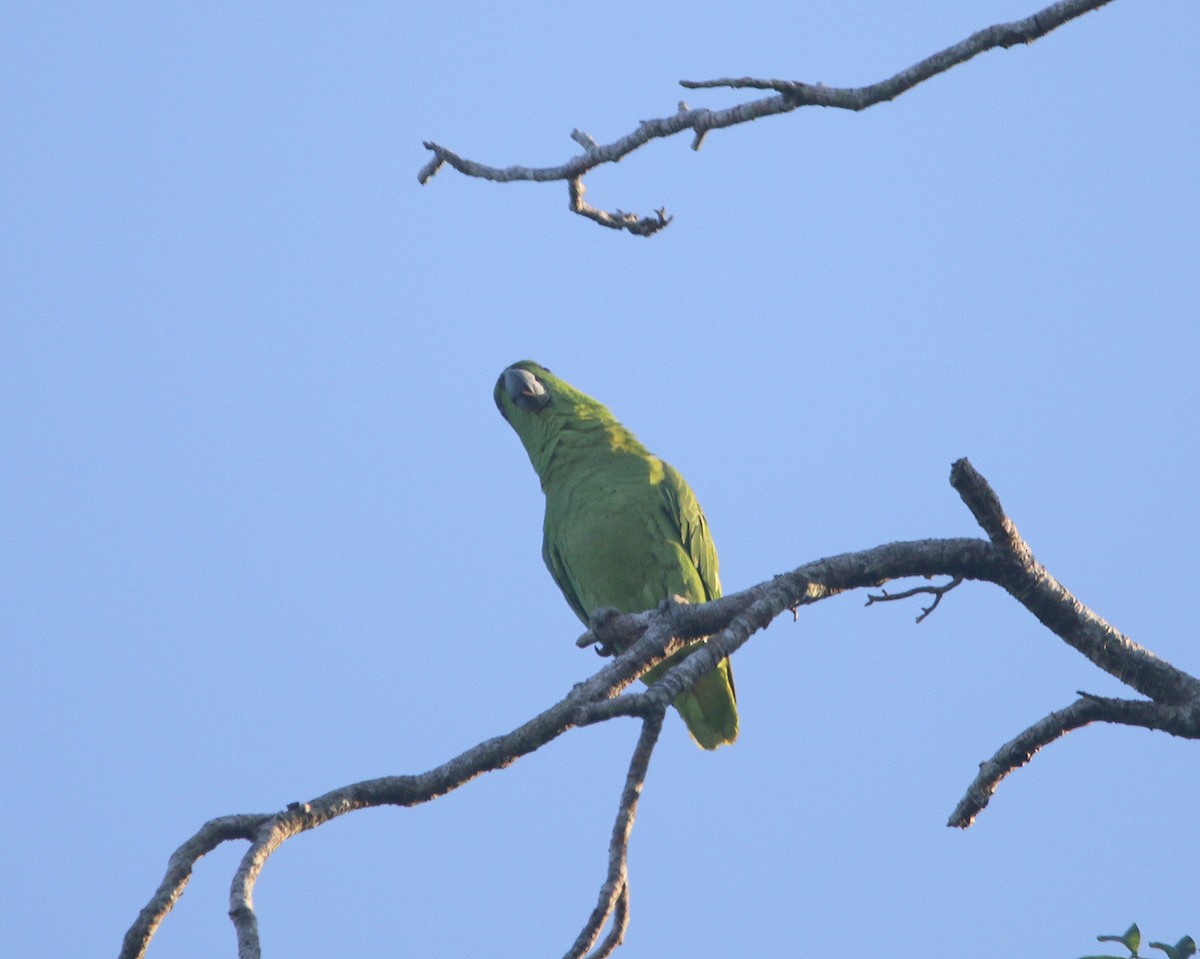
[494, 360, 555, 421]
[494, 361, 630, 482]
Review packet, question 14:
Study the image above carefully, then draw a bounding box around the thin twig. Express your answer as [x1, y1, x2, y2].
[865, 576, 963, 622]
[566, 715, 663, 959]
[569, 179, 673, 237]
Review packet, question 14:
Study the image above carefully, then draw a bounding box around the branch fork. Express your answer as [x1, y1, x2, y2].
[121, 455, 1200, 957]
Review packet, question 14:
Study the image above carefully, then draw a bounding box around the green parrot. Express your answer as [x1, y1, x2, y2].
[494, 360, 738, 749]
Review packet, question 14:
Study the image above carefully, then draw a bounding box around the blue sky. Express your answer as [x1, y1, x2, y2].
[3, 2, 1198, 957]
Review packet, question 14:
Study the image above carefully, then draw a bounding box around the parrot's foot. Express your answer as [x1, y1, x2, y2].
[583, 606, 621, 657]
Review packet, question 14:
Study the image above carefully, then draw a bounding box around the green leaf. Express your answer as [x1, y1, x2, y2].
[1150, 937, 1197, 959]
[1097, 925, 1142, 955]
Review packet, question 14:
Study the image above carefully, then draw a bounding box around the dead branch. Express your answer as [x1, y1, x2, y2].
[418, 0, 1118, 234]
[865, 576, 964, 622]
[949, 459, 1200, 707]
[120, 457, 1200, 959]
[565, 715, 662, 959]
[948, 692, 1198, 828]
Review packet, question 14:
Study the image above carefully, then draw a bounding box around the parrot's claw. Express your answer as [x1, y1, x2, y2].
[575, 629, 610, 653]
[580, 607, 621, 656]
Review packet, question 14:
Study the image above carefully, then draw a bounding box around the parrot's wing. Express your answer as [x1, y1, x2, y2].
[542, 538, 591, 624]
[660, 462, 721, 602]
[659, 461, 738, 730]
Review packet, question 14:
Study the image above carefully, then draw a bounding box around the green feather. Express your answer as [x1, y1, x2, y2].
[495, 360, 738, 749]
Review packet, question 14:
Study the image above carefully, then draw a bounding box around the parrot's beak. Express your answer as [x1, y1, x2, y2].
[503, 367, 550, 412]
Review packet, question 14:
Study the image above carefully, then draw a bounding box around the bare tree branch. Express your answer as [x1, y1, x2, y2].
[119, 814, 270, 959]
[865, 575, 964, 622]
[120, 457, 1200, 959]
[949, 692, 1200, 828]
[417, 0, 1118, 234]
[949, 458, 1200, 706]
[566, 715, 663, 959]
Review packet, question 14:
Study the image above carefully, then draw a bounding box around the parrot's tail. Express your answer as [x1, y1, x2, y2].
[673, 656, 738, 749]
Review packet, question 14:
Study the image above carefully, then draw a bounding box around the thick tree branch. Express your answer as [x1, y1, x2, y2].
[418, 0, 1118, 234]
[950, 459, 1200, 706]
[121, 457, 1200, 959]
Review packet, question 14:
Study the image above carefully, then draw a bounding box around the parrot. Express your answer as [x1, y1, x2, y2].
[494, 360, 738, 749]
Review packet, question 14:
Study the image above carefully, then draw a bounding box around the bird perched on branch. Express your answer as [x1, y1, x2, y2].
[494, 360, 737, 749]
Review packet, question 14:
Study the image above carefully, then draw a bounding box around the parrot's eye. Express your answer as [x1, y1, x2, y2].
[503, 367, 551, 413]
